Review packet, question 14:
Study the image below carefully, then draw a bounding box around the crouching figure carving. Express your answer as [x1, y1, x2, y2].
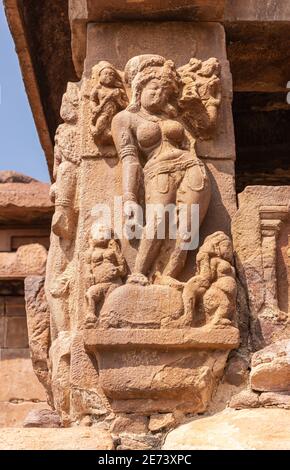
[183, 232, 237, 327]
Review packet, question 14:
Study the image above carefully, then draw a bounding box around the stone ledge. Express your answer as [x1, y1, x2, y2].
[84, 326, 240, 351]
[0, 428, 114, 450]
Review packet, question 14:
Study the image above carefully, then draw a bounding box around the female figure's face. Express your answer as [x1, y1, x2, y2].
[140, 79, 169, 113]
[99, 68, 116, 87]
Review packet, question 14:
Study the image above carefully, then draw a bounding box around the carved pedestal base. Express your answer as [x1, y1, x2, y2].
[84, 283, 239, 415]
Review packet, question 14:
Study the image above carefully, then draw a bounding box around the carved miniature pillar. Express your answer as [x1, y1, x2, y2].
[260, 206, 289, 308]
[233, 188, 290, 349]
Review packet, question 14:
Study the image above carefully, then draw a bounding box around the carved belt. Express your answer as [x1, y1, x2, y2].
[143, 156, 202, 183]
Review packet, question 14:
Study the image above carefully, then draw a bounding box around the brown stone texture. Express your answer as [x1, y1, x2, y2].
[225, 0, 290, 22]
[24, 276, 52, 405]
[259, 392, 290, 410]
[0, 349, 46, 403]
[0, 403, 48, 428]
[232, 186, 290, 349]
[0, 349, 47, 428]
[224, 354, 249, 386]
[5, 1, 290, 184]
[229, 389, 290, 411]
[39, 17, 239, 428]
[3, 0, 290, 450]
[0, 171, 53, 224]
[250, 340, 290, 392]
[149, 413, 176, 432]
[23, 409, 61, 428]
[85, 22, 235, 162]
[70, 1, 226, 77]
[0, 244, 47, 280]
[117, 434, 161, 451]
[110, 414, 148, 435]
[0, 428, 114, 450]
[163, 408, 290, 450]
[229, 389, 260, 410]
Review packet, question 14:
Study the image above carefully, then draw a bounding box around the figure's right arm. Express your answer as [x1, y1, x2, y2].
[111, 111, 141, 204]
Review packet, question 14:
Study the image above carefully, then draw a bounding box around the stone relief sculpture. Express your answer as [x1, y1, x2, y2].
[112, 55, 220, 285]
[50, 82, 80, 240]
[27, 53, 240, 432]
[85, 222, 127, 327]
[183, 232, 237, 327]
[90, 61, 128, 157]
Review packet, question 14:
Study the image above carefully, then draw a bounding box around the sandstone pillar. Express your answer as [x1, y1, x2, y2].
[27, 2, 240, 435]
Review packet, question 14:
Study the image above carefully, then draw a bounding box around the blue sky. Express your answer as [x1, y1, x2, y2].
[0, 2, 50, 182]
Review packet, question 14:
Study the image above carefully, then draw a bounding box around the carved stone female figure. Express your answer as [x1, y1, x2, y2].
[112, 55, 220, 284]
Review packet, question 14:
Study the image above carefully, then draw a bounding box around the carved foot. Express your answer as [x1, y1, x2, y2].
[127, 273, 149, 286]
[52, 207, 75, 240]
[154, 272, 185, 291]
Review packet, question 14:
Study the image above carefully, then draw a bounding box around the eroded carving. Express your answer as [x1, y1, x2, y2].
[112, 55, 221, 284]
[85, 222, 127, 327]
[90, 61, 128, 152]
[31, 53, 239, 429]
[50, 83, 80, 240]
[183, 232, 237, 327]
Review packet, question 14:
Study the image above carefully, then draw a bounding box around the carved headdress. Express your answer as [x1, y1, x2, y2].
[124, 54, 181, 113]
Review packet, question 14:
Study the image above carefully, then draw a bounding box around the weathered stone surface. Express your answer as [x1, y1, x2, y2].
[226, 22, 290, 93]
[99, 284, 184, 329]
[0, 244, 47, 279]
[24, 276, 52, 405]
[85, 326, 240, 351]
[163, 409, 290, 450]
[250, 340, 290, 392]
[0, 428, 114, 450]
[149, 413, 176, 432]
[224, 354, 249, 386]
[5, 1, 290, 185]
[117, 434, 161, 451]
[110, 414, 148, 435]
[0, 171, 37, 184]
[0, 172, 53, 224]
[259, 392, 290, 410]
[21, 13, 239, 427]
[23, 409, 61, 428]
[229, 389, 260, 410]
[5, 316, 28, 348]
[225, 0, 290, 22]
[0, 349, 46, 403]
[232, 186, 290, 349]
[85, 22, 234, 163]
[0, 403, 47, 428]
[70, 1, 226, 77]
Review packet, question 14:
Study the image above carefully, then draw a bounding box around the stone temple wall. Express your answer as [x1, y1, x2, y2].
[0, 172, 53, 427]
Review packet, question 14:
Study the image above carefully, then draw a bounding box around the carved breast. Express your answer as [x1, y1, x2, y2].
[136, 119, 185, 152]
[136, 121, 161, 150]
[160, 120, 185, 145]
